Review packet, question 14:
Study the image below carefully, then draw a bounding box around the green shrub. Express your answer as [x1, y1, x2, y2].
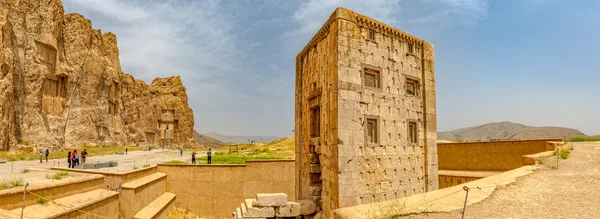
[22, 169, 30, 173]
[163, 160, 186, 164]
[108, 161, 118, 167]
[262, 148, 270, 153]
[38, 196, 48, 204]
[0, 178, 26, 190]
[197, 154, 282, 164]
[46, 171, 69, 180]
[7, 157, 17, 162]
[9, 178, 24, 187]
[567, 136, 600, 142]
[0, 181, 10, 190]
[19, 154, 26, 160]
[143, 164, 151, 168]
[559, 149, 571, 159]
[133, 165, 139, 170]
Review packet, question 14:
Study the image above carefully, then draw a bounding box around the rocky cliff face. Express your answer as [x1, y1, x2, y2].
[0, 0, 194, 151]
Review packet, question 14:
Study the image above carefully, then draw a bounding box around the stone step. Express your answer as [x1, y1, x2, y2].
[0, 170, 105, 211]
[121, 173, 168, 219]
[9, 189, 119, 219]
[121, 172, 167, 189]
[133, 192, 176, 219]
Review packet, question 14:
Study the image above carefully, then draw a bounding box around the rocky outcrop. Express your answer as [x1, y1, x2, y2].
[0, 0, 194, 150]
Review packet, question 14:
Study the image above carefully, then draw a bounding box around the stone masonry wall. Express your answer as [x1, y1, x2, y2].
[0, 0, 194, 150]
[295, 9, 340, 218]
[335, 9, 438, 208]
[296, 7, 438, 219]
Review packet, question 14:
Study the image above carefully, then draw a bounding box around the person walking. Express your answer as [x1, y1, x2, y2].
[180, 148, 183, 157]
[191, 152, 196, 164]
[207, 149, 212, 164]
[67, 151, 72, 168]
[81, 149, 88, 164]
[125, 148, 128, 155]
[45, 149, 49, 162]
[71, 150, 78, 168]
[39, 149, 43, 163]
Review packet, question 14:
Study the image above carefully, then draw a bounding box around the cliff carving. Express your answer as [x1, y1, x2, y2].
[0, 0, 194, 150]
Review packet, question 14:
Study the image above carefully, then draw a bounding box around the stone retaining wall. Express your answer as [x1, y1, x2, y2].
[157, 160, 295, 218]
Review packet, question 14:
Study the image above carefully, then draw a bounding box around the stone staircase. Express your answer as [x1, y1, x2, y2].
[133, 192, 176, 219]
[0, 168, 176, 219]
[120, 172, 175, 219]
[233, 193, 316, 219]
[8, 189, 119, 219]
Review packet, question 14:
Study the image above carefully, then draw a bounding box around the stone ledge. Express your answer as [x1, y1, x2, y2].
[121, 172, 166, 189]
[133, 192, 176, 219]
[9, 189, 118, 218]
[438, 170, 503, 178]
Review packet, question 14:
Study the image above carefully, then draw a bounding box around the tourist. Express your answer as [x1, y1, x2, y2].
[191, 151, 196, 164]
[72, 150, 78, 168]
[180, 148, 183, 157]
[39, 149, 43, 163]
[45, 149, 49, 162]
[207, 148, 212, 164]
[126, 148, 128, 155]
[67, 151, 72, 168]
[81, 149, 88, 164]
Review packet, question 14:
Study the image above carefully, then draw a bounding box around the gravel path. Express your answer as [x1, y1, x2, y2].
[411, 142, 600, 219]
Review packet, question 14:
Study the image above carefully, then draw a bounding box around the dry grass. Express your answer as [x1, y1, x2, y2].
[46, 171, 69, 180]
[168, 207, 202, 219]
[0, 178, 25, 190]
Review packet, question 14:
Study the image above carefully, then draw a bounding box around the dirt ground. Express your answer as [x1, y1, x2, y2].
[410, 142, 600, 219]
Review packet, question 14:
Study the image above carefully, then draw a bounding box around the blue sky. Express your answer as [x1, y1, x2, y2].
[63, 0, 599, 137]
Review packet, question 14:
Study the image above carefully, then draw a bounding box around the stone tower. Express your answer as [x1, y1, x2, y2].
[295, 7, 438, 218]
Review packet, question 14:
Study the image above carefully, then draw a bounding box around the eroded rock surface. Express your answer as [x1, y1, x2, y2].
[0, 0, 194, 150]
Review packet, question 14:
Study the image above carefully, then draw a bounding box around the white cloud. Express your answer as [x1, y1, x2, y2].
[287, 0, 401, 44]
[287, 0, 489, 44]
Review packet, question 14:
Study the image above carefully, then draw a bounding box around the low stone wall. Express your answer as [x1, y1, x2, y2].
[0, 172, 105, 210]
[120, 173, 167, 219]
[157, 160, 295, 218]
[54, 191, 120, 219]
[437, 139, 561, 171]
[51, 166, 158, 190]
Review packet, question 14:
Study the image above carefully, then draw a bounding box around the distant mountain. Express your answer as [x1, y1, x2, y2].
[193, 130, 226, 148]
[438, 121, 585, 141]
[204, 133, 282, 144]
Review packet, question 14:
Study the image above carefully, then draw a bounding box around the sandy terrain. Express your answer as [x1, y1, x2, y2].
[411, 142, 600, 219]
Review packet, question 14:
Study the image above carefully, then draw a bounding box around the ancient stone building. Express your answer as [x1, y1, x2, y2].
[295, 7, 438, 218]
[0, 0, 194, 150]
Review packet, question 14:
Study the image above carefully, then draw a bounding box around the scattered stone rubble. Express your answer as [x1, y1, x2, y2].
[233, 193, 316, 219]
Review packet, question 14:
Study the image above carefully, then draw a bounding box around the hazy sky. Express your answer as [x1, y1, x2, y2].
[63, 0, 600, 137]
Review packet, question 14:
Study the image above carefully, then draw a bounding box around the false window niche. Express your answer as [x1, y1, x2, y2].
[363, 66, 381, 89]
[366, 118, 379, 144]
[408, 121, 418, 144]
[310, 106, 321, 138]
[367, 29, 376, 41]
[406, 77, 420, 97]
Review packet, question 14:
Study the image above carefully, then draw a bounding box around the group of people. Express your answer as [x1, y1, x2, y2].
[39, 149, 49, 163]
[189, 148, 212, 164]
[67, 149, 88, 168]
